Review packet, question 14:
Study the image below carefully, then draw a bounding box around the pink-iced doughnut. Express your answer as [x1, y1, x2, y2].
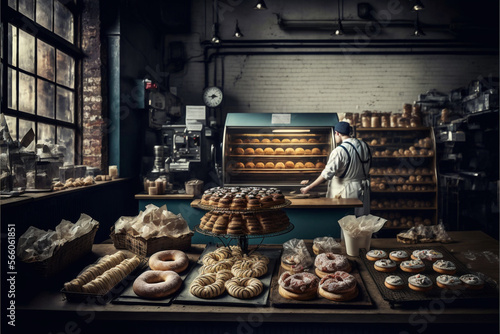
[314, 253, 351, 277]
[149, 250, 189, 273]
[319, 271, 357, 294]
[133, 270, 182, 299]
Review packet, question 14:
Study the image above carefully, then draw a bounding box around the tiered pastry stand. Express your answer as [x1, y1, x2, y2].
[194, 199, 294, 253]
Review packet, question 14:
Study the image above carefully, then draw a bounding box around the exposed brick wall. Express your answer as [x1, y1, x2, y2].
[81, 0, 108, 171]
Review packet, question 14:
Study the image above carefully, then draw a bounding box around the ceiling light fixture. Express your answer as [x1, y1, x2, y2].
[254, 0, 267, 10]
[334, 0, 345, 36]
[211, 0, 221, 44]
[411, 0, 425, 11]
[233, 20, 244, 38]
[413, 12, 425, 36]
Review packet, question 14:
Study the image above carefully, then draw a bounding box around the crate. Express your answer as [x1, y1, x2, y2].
[23, 224, 99, 278]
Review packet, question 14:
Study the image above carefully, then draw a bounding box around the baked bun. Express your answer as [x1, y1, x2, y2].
[275, 148, 285, 155]
[295, 162, 305, 169]
[233, 138, 243, 144]
[295, 148, 305, 155]
[275, 162, 285, 169]
[265, 162, 275, 168]
[291, 138, 300, 143]
[264, 148, 275, 155]
[282, 138, 291, 143]
[244, 148, 255, 155]
[255, 162, 265, 168]
[316, 162, 326, 169]
[285, 148, 295, 155]
[250, 138, 260, 143]
[304, 149, 312, 155]
[308, 138, 318, 143]
[312, 148, 321, 155]
[245, 162, 255, 168]
[243, 138, 251, 143]
[261, 138, 271, 143]
[255, 148, 264, 155]
[299, 138, 308, 143]
[305, 162, 315, 168]
[272, 138, 281, 143]
[285, 161, 295, 169]
[234, 147, 244, 155]
[234, 162, 245, 168]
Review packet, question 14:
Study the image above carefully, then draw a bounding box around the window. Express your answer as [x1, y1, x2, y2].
[2, 0, 81, 165]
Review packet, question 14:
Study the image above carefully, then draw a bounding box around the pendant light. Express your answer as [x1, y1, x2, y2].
[334, 0, 345, 36]
[413, 11, 425, 36]
[233, 20, 244, 38]
[411, 0, 425, 11]
[211, 0, 221, 44]
[254, 0, 267, 10]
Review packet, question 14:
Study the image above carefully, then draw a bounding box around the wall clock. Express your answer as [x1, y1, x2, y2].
[203, 86, 223, 108]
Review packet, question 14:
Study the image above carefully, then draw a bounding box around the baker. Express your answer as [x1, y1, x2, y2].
[300, 121, 371, 216]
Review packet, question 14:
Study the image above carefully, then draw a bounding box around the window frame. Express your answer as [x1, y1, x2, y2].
[1, 0, 83, 164]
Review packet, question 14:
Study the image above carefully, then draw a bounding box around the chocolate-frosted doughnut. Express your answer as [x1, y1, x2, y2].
[133, 270, 182, 299]
[190, 273, 225, 299]
[149, 250, 189, 273]
[225, 277, 263, 299]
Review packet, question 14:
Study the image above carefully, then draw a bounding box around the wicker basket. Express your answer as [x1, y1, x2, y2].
[23, 224, 99, 278]
[110, 229, 193, 257]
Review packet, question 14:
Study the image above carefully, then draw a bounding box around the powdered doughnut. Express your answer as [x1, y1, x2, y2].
[278, 271, 319, 300]
[225, 277, 263, 299]
[149, 250, 189, 273]
[314, 253, 351, 277]
[189, 273, 226, 299]
[318, 271, 358, 301]
[133, 270, 182, 299]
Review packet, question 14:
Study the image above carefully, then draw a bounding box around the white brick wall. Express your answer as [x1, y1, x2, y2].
[204, 54, 498, 114]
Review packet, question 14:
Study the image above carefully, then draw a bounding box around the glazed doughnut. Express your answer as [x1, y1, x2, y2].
[231, 260, 267, 278]
[384, 275, 405, 290]
[225, 277, 263, 299]
[400, 259, 425, 273]
[460, 274, 484, 290]
[318, 271, 358, 301]
[133, 270, 182, 299]
[389, 250, 409, 262]
[436, 275, 462, 289]
[278, 271, 319, 300]
[365, 250, 388, 261]
[408, 274, 433, 292]
[411, 249, 443, 262]
[149, 250, 189, 273]
[432, 260, 456, 275]
[189, 273, 225, 299]
[374, 259, 397, 273]
[314, 253, 351, 278]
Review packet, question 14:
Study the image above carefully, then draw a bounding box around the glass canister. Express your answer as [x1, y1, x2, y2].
[361, 115, 371, 128]
[371, 114, 381, 128]
[381, 114, 390, 128]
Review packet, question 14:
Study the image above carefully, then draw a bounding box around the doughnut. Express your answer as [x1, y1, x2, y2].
[231, 260, 267, 278]
[318, 271, 358, 301]
[374, 259, 397, 272]
[281, 254, 302, 272]
[384, 275, 405, 290]
[278, 271, 319, 300]
[389, 250, 409, 262]
[432, 260, 456, 275]
[189, 273, 226, 299]
[365, 250, 388, 261]
[400, 259, 425, 273]
[244, 252, 270, 264]
[408, 274, 433, 292]
[133, 270, 182, 299]
[216, 269, 234, 282]
[460, 274, 484, 290]
[199, 259, 234, 274]
[149, 250, 189, 273]
[411, 249, 443, 262]
[436, 275, 462, 289]
[225, 277, 263, 299]
[314, 253, 351, 278]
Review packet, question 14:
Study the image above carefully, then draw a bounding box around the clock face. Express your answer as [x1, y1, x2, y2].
[203, 86, 223, 107]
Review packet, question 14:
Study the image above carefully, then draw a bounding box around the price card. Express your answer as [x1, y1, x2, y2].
[271, 113, 291, 124]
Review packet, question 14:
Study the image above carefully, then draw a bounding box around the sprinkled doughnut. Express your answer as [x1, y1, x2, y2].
[149, 250, 189, 273]
[231, 260, 268, 278]
[224, 277, 263, 299]
[189, 273, 226, 299]
[314, 253, 351, 277]
[133, 270, 182, 299]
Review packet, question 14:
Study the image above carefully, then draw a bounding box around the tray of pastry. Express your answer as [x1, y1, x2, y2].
[173, 245, 281, 307]
[61, 251, 147, 304]
[269, 260, 373, 309]
[359, 246, 499, 308]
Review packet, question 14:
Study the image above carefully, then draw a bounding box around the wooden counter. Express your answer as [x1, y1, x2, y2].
[15, 231, 499, 333]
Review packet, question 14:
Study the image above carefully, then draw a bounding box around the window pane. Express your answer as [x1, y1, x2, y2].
[56, 87, 74, 122]
[18, 29, 35, 73]
[8, 0, 17, 9]
[36, 0, 53, 31]
[37, 39, 55, 81]
[38, 123, 55, 145]
[58, 127, 74, 164]
[19, 72, 35, 113]
[56, 50, 74, 88]
[19, 119, 35, 143]
[7, 68, 17, 110]
[18, 0, 34, 20]
[4, 116, 17, 141]
[37, 80, 55, 118]
[8, 24, 17, 66]
[54, 1, 73, 43]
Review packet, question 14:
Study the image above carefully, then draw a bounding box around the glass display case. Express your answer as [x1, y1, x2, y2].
[222, 113, 339, 191]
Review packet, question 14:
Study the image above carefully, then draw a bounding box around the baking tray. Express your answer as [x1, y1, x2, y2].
[359, 246, 499, 308]
[173, 245, 281, 307]
[112, 260, 197, 306]
[269, 260, 374, 308]
[61, 257, 148, 305]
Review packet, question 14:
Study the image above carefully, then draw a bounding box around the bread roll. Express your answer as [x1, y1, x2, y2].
[255, 148, 264, 155]
[244, 148, 255, 155]
[299, 138, 308, 143]
[264, 148, 275, 155]
[233, 138, 243, 144]
[285, 148, 295, 155]
[291, 138, 300, 143]
[234, 148, 244, 155]
[261, 138, 271, 143]
[282, 138, 291, 143]
[275, 162, 285, 169]
[295, 148, 305, 155]
[308, 138, 318, 143]
[250, 138, 260, 143]
[305, 162, 315, 168]
[295, 162, 305, 169]
[255, 162, 265, 168]
[304, 149, 312, 155]
[285, 161, 295, 169]
[275, 148, 285, 155]
[265, 162, 275, 168]
[272, 138, 281, 143]
[312, 148, 321, 155]
[316, 162, 325, 169]
[234, 162, 245, 168]
[245, 162, 255, 168]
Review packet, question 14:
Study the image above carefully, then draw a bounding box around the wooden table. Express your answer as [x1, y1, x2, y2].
[15, 231, 499, 334]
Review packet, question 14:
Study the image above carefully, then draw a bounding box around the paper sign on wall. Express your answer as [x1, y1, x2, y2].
[272, 113, 291, 124]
